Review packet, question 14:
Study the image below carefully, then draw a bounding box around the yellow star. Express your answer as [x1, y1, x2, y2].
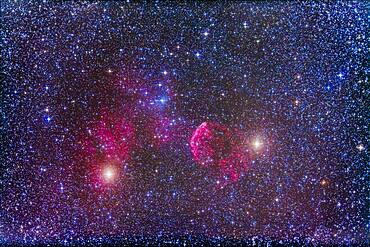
[102, 166, 117, 182]
[252, 138, 263, 151]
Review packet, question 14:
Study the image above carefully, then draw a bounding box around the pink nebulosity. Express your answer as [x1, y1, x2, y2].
[94, 114, 136, 161]
[219, 148, 250, 183]
[190, 122, 251, 185]
[80, 112, 136, 188]
[190, 122, 232, 166]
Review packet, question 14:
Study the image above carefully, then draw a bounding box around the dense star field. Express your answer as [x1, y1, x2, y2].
[1, 1, 369, 246]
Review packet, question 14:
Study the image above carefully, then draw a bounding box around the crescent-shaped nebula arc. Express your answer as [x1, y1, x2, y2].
[190, 121, 252, 186]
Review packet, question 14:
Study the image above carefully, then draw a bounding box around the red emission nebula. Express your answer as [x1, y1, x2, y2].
[76, 68, 263, 190]
[80, 112, 136, 188]
[79, 107, 262, 189]
[190, 122, 252, 185]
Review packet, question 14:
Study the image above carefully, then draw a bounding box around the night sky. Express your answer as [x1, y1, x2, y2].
[1, 1, 369, 245]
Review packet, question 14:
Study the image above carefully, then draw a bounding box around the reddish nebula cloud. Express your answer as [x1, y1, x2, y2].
[190, 122, 251, 184]
[93, 113, 136, 161]
[190, 122, 232, 166]
[80, 112, 136, 188]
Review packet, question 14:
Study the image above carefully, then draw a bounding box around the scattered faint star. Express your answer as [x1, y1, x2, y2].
[1, 1, 367, 246]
